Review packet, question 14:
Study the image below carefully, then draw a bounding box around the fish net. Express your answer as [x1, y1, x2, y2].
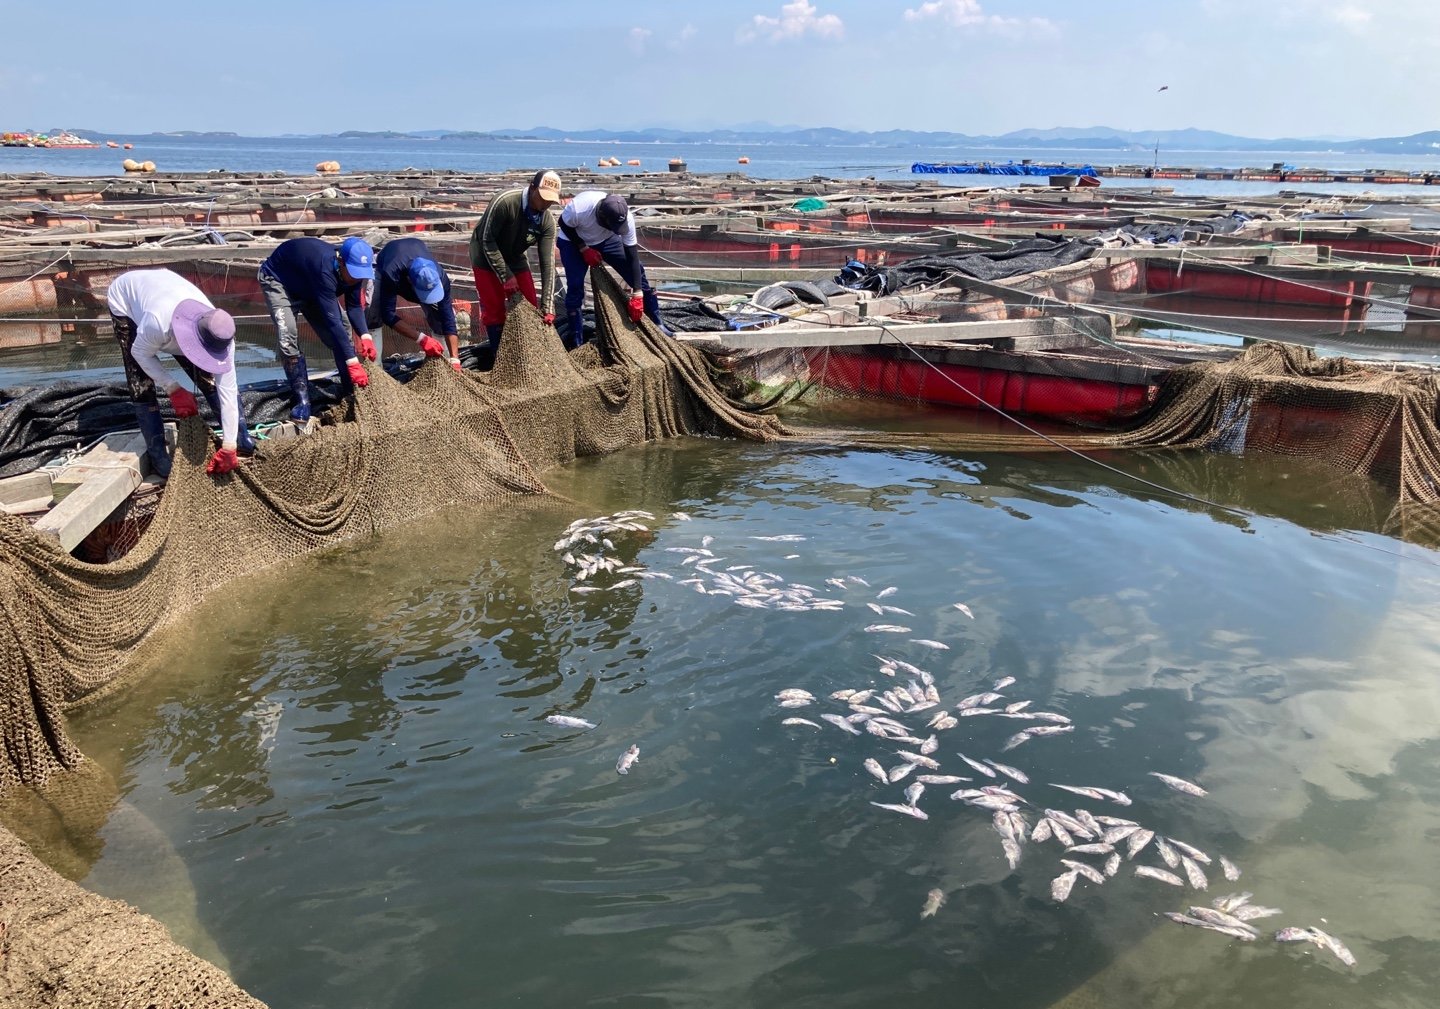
[775, 329, 1440, 545]
[0, 268, 782, 799]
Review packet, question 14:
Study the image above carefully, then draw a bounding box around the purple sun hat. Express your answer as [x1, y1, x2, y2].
[171, 299, 236, 374]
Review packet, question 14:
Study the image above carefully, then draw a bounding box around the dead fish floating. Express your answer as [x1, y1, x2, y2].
[616, 744, 640, 775]
[1148, 771, 1208, 797]
[545, 715, 597, 729]
[920, 888, 946, 919]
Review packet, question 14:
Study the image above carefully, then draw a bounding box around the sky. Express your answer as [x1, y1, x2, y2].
[1, 0, 1434, 139]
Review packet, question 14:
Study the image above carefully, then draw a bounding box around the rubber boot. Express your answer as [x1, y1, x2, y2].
[564, 310, 585, 350]
[486, 323, 503, 351]
[281, 354, 312, 422]
[134, 403, 172, 479]
[197, 385, 258, 456]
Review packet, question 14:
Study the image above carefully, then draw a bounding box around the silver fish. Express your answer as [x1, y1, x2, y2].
[959, 692, 1003, 709]
[1072, 809, 1103, 837]
[1026, 725, 1074, 738]
[866, 602, 885, 615]
[865, 624, 912, 634]
[863, 758, 889, 783]
[820, 713, 862, 735]
[1220, 856, 1241, 882]
[992, 811, 1017, 842]
[965, 795, 1020, 813]
[1031, 818, 1054, 844]
[1027, 712, 1072, 724]
[777, 698, 813, 708]
[1101, 825, 1139, 845]
[1179, 855, 1209, 890]
[916, 774, 969, 785]
[1275, 927, 1319, 944]
[1051, 783, 1107, 802]
[1164, 912, 1256, 941]
[1167, 838, 1212, 865]
[953, 602, 974, 619]
[918, 735, 939, 755]
[871, 801, 928, 821]
[904, 782, 926, 807]
[1001, 732, 1034, 752]
[780, 717, 822, 729]
[1001, 837, 1023, 870]
[546, 715, 597, 729]
[1043, 809, 1091, 838]
[985, 760, 1030, 784]
[1186, 906, 1257, 934]
[889, 763, 918, 783]
[932, 715, 958, 731]
[570, 586, 600, 594]
[1153, 837, 1181, 869]
[1051, 870, 1079, 903]
[1149, 772, 1208, 797]
[849, 690, 876, 704]
[1062, 859, 1107, 885]
[1066, 843, 1115, 856]
[616, 744, 640, 775]
[1125, 829, 1155, 859]
[920, 888, 945, 919]
[877, 586, 898, 599]
[1312, 929, 1357, 967]
[958, 754, 998, 778]
[910, 639, 950, 650]
[1004, 700, 1032, 713]
[1134, 865, 1185, 887]
[1232, 904, 1282, 922]
[830, 689, 857, 701]
[1211, 891, 1253, 914]
[1104, 852, 1121, 877]
[926, 711, 951, 729]
[847, 576, 871, 587]
[825, 578, 849, 591]
[894, 750, 941, 770]
[749, 534, 806, 542]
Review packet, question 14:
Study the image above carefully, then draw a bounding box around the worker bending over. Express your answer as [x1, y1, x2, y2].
[258, 236, 375, 422]
[368, 237, 462, 370]
[106, 268, 254, 477]
[557, 191, 663, 346]
[468, 170, 561, 347]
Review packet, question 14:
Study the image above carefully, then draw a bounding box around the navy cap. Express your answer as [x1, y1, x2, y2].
[339, 237, 375, 279]
[408, 258, 444, 304]
[596, 194, 629, 232]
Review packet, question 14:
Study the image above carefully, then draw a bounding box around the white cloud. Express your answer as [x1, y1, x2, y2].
[903, 0, 1055, 36]
[668, 23, 698, 50]
[628, 27, 652, 55]
[1328, 4, 1372, 30]
[737, 1, 844, 44]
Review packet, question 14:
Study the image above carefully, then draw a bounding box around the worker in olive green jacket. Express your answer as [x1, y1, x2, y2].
[468, 170, 561, 347]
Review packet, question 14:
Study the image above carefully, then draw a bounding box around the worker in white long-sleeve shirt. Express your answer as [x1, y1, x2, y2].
[106, 269, 256, 477]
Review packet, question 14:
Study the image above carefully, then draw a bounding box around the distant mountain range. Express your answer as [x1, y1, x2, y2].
[59, 125, 1440, 155]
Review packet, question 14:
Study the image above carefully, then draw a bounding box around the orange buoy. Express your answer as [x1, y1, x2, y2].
[315, 160, 341, 173]
[121, 158, 141, 172]
[105, 140, 118, 149]
[626, 159, 641, 166]
[122, 143, 132, 150]
[737, 156, 750, 164]
[140, 161, 156, 173]
[0, 277, 58, 315]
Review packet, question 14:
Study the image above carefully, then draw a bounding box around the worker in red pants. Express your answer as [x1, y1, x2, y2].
[468, 170, 561, 347]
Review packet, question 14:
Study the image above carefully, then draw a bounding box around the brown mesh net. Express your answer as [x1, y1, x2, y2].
[0, 271, 782, 1008]
[792, 336, 1440, 545]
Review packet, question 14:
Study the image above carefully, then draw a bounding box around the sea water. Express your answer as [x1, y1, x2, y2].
[63, 410, 1440, 1009]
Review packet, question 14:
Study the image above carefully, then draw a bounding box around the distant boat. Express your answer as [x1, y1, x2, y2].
[43, 132, 99, 148]
[105, 140, 119, 148]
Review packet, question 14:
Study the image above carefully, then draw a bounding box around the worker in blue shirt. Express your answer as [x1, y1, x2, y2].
[367, 237, 462, 371]
[557, 191, 664, 347]
[257, 236, 375, 422]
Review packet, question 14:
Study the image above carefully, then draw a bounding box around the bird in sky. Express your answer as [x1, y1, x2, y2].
[1158, 85, 1169, 92]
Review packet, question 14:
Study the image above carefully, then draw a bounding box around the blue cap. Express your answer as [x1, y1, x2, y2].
[339, 237, 375, 279]
[408, 258, 444, 304]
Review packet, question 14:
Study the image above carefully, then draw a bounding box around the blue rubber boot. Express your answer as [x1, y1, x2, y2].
[280, 354, 311, 422]
[564, 310, 585, 349]
[134, 404, 172, 479]
[485, 323, 503, 350]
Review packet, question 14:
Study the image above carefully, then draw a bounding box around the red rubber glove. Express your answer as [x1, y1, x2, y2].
[581, 247, 603, 268]
[169, 388, 199, 418]
[627, 295, 644, 324]
[347, 360, 369, 388]
[206, 447, 238, 475]
[450, 357, 463, 372]
[501, 276, 520, 295]
[417, 334, 445, 357]
[543, 313, 556, 326]
[357, 335, 377, 361]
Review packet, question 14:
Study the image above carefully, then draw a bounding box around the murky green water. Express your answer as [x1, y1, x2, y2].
[64, 406, 1440, 1008]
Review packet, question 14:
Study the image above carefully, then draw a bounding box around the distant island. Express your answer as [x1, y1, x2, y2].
[49, 124, 1440, 156]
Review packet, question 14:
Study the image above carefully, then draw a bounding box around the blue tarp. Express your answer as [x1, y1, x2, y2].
[911, 162, 1099, 178]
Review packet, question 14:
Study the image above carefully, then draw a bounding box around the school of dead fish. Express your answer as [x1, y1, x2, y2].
[544, 511, 1357, 972]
